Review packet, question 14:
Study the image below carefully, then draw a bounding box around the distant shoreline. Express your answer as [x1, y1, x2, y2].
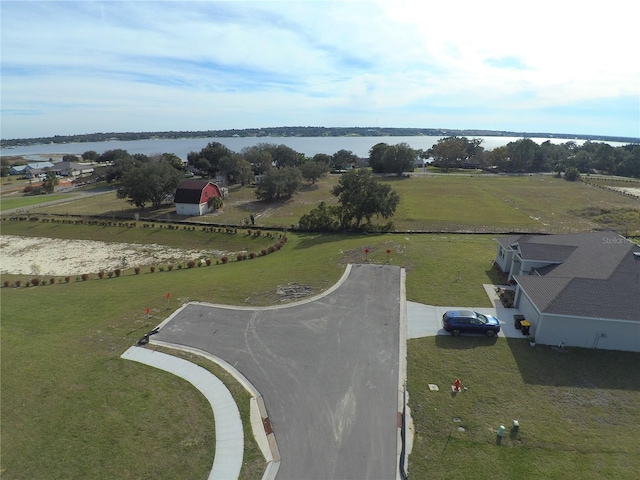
[3, 126, 638, 148]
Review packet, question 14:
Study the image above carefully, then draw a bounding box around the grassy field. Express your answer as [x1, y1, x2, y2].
[0, 193, 78, 212]
[2, 173, 640, 479]
[26, 174, 640, 234]
[407, 336, 640, 479]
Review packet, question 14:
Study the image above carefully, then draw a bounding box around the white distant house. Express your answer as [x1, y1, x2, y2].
[495, 231, 640, 352]
[49, 161, 94, 177]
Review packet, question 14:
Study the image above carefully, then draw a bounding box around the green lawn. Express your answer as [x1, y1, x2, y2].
[3, 175, 640, 479]
[26, 174, 640, 234]
[0, 194, 77, 212]
[407, 336, 640, 479]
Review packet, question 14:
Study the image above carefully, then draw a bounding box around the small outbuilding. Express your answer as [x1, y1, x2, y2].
[174, 179, 222, 216]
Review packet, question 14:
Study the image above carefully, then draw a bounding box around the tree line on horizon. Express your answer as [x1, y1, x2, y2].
[2, 126, 638, 148]
[427, 137, 640, 178]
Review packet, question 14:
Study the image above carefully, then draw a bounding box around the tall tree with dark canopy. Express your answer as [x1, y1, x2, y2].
[331, 149, 359, 171]
[118, 161, 183, 208]
[255, 167, 302, 201]
[300, 159, 330, 184]
[382, 142, 416, 175]
[368, 143, 389, 173]
[187, 142, 232, 177]
[429, 137, 470, 171]
[331, 169, 400, 230]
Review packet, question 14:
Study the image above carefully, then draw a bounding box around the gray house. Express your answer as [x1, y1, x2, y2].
[49, 161, 94, 177]
[495, 231, 640, 352]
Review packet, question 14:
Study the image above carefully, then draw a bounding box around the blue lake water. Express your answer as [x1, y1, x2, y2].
[0, 135, 622, 161]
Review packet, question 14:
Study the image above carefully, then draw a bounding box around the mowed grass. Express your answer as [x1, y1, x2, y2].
[408, 336, 640, 479]
[1, 227, 502, 479]
[3, 174, 640, 478]
[28, 173, 640, 234]
[0, 193, 78, 212]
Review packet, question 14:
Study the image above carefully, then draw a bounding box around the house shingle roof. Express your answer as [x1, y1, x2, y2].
[502, 231, 640, 322]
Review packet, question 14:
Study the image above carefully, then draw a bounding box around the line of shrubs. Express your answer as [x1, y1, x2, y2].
[2, 236, 289, 288]
[2, 216, 290, 239]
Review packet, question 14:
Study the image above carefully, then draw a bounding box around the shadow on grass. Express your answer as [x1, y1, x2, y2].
[505, 338, 640, 391]
[292, 231, 387, 250]
[435, 335, 498, 349]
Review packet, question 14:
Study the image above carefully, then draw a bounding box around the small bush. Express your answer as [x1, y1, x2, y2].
[205, 258, 212, 266]
[261, 248, 268, 256]
[256, 230, 262, 236]
[187, 260, 196, 268]
[221, 256, 229, 264]
[81, 274, 89, 281]
[30, 278, 40, 287]
[177, 264, 183, 269]
[268, 246, 276, 254]
[98, 271, 105, 279]
[14, 280, 22, 288]
[134, 267, 140, 275]
[114, 269, 121, 277]
[159, 266, 165, 272]
[3, 280, 10, 288]
[40, 280, 47, 286]
[49, 277, 55, 285]
[247, 229, 253, 236]
[107, 271, 114, 278]
[150, 266, 155, 273]
[249, 252, 257, 259]
[167, 264, 174, 271]
[65, 276, 71, 283]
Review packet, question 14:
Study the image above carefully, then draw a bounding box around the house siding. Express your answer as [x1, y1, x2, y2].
[537, 313, 640, 352]
[514, 287, 541, 330]
[495, 245, 513, 273]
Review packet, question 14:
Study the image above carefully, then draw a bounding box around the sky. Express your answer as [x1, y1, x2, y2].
[1, 0, 639, 140]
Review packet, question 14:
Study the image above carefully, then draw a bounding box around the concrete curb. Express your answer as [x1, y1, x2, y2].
[121, 346, 243, 480]
[397, 268, 410, 480]
[147, 341, 281, 480]
[185, 264, 353, 312]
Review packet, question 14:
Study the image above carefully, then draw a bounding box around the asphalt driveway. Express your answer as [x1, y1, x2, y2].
[152, 264, 403, 480]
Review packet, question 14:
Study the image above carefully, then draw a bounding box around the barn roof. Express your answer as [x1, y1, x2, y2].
[174, 179, 215, 204]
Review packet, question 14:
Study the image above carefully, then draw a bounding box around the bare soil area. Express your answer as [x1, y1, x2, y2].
[611, 186, 640, 198]
[0, 235, 227, 276]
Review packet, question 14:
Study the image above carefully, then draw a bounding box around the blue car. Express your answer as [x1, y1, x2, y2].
[442, 310, 501, 337]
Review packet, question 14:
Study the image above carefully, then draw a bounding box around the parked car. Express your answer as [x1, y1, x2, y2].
[442, 310, 501, 337]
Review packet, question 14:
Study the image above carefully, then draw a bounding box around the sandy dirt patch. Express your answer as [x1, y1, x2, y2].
[0, 235, 228, 276]
[610, 187, 640, 198]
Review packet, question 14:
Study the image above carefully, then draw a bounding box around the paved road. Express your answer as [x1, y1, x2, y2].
[154, 264, 403, 480]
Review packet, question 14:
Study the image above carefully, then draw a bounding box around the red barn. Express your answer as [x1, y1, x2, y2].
[174, 180, 222, 216]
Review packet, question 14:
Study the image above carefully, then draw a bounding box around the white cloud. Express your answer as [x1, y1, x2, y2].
[1, 0, 638, 138]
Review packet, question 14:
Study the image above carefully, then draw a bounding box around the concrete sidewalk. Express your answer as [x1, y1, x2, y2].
[121, 346, 244, 480]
